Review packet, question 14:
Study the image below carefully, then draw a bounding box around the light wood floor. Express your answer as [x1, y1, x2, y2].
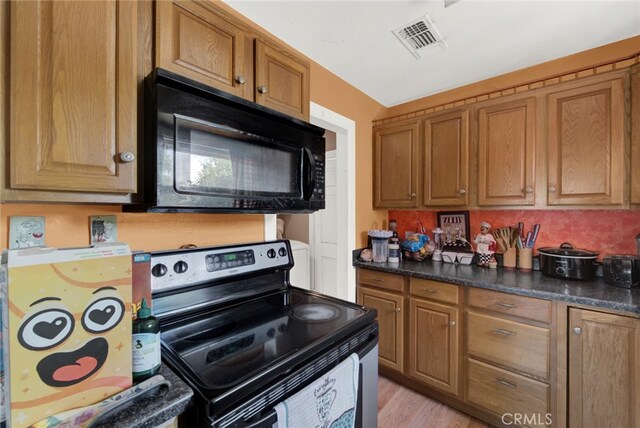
[378, 376, 490, 428]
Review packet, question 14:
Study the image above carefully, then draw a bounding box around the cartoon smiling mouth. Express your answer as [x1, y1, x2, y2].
[36, 337, 108, 387]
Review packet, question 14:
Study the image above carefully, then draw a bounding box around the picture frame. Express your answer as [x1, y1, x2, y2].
[437, 210, 470, 245]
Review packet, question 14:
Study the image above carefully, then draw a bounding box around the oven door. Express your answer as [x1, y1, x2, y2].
[210, 323, 378, 428]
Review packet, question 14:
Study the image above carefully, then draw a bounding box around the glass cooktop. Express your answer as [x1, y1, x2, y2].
[160, 289, 368, 390]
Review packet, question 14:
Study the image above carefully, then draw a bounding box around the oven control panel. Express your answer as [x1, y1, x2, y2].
[150, 241, 292, 292]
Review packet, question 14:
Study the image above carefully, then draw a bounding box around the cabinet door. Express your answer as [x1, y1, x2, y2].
[547, 78, 625, 205]
[10, 0, 137, 193]
[373, 121, 419, 208]
[156, 0, 248, 98]
[478, 98, 536, 206]
[357, 286, 404, 372]
[632, 65, 640, 204]
[569, 309, 640, 427]
[255, 40, 310, 120]
[423, 110, 469, 206]
[409, 298, 459, 396]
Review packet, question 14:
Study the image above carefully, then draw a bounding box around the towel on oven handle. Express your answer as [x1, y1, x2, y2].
[274, 353, 359, 428]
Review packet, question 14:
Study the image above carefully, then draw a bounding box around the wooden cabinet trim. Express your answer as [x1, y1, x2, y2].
[422, 109, 469, 206]
[631, 65, 640, 204]
[477, 97, 536, 206]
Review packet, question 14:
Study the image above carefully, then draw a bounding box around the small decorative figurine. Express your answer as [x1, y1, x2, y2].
[474, 221, 497, 267]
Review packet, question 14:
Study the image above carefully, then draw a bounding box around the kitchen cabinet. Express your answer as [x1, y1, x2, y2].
[465, 288, 553, 421]
[6, 0, 138, 199]
[568, 308, 640, 427]
[546, 75, 625, 205]
[477, 98, 536, 206]
[373, 121, 420, 208]
[631, 64, 640, 204]
[422, 109, 469, 206]
[356, 269, 405, 372]
[408, 279, 460, 397]
[156, 0, 310, 120]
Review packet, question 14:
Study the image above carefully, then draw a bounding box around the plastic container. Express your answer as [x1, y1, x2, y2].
[388, 243, 400, 263]
[372, 237, 389, 263]
[132, 298, 161, 382]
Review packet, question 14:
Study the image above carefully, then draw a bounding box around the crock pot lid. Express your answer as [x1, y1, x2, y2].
[538, 246, 598, 258]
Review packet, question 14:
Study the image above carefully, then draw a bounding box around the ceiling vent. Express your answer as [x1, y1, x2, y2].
[393, 16, 446, 59]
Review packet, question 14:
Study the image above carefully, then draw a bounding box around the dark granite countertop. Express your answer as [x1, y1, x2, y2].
[94, 364, 193, 428]
[354, 257, 640, 316]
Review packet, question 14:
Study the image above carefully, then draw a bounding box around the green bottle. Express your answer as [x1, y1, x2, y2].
[132, 298, 161, 382]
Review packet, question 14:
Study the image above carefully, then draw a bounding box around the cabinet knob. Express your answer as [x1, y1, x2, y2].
[525, 186, 533, 194]
[410, 193, 416, 199]
[118, 152, 135, 163]
[395, 307, 401, 313]
[573, 327, 582, 335]
[235, 75, 246, 85]
[257, 85, 268, 94]
[549, 185, 556, 193]
[449, 321, 456, 327]
[458, 188, 466, 195]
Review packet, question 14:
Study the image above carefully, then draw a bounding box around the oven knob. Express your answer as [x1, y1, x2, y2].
[174, 261, 189, 274]
[267, 249, 276, 259]
[278, 247, 287, 257]
[267, 328, 276, 338]
[151, 263, 167, 277]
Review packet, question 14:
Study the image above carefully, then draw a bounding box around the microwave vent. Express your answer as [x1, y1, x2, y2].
[393, 16, 446, 59]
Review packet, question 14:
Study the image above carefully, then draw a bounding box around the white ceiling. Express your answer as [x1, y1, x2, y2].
[223, 1, 640, 107]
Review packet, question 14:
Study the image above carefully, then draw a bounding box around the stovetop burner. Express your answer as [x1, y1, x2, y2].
[290, 303, 340, 322]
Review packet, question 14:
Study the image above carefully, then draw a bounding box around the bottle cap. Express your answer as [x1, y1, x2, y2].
[137, 298, 152, 319]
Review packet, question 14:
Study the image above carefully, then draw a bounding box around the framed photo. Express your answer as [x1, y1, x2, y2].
[437, 211, 470, 245]
[9, 216, 45, 249]
[90, 215, 118, 244]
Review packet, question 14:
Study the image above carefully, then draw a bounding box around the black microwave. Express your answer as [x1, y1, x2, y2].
[126, 69, 325, 213]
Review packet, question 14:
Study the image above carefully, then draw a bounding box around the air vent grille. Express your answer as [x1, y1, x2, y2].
[393, 16, 446, 59]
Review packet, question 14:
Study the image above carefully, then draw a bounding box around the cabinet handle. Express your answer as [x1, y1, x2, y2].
[493, 327, 517, 336]
[371, 278, 384, 282]
[257, 85, 268, 94]
[548, 185, 556, 193]
[573, 327, 582, 335]
[422, 288, 438, 294]
[495, 378, 517, 389]
[496, 302, 516, 309]
[525, 186, 533, 194]
[410, 193, 416, 199]
[395, 308, 401, 313]
[118, 152, 135, 163]
[449, 321, 456, 327]
[235, 75, 246, 84]
[458, 188, 466, 195]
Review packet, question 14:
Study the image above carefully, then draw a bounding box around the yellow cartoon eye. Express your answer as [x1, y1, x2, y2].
[18, 309, 75, 350]
[81, 297, 125, 333]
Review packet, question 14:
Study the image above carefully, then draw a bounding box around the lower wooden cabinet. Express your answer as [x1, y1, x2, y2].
[569, 308, 640, 427]
[357, 284, 404, 372]
[409, 297, 460, 396]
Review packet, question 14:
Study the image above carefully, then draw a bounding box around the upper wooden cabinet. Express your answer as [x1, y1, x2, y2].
[422, 110, 469, 206]
[546, 76, 625, 205]
[156, 1, 310, 120]
[477, 98, 536, 206]
[156, 0, 248, 98]
[373, 121, 419, 208]
[631, 65, 640, 204]
[569, 308, 640, 427]
[8, 0, 138, 196]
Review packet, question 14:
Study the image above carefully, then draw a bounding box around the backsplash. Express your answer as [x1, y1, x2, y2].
[389, 209, 640, 258]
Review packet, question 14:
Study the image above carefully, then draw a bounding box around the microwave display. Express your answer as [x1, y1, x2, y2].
[175, 116, 298, 198]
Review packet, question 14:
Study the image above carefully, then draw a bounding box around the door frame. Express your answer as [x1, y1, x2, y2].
[309, 102, 356, 302]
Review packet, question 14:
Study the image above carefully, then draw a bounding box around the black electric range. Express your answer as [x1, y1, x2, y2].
[150, 240, 378, 427]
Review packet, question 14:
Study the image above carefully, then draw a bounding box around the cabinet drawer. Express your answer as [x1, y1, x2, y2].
[357, 269, 404, 292]
[467, 312, 549, 380]
[468, 288, 551, 324]
[467, 358, 549, 424]
[410, 278, 459, 304]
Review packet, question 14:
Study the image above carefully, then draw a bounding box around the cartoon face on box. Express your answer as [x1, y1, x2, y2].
[7, 255, 132, 427]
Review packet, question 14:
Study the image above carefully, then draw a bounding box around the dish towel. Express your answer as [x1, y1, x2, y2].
[275, 353, 359, 428]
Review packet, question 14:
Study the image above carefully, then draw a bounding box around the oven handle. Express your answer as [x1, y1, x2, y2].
[302, 148, 316, 201]
[243, 409, 278, 428]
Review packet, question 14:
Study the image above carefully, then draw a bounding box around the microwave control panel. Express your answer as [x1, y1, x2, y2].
[313, 154, 325, 200]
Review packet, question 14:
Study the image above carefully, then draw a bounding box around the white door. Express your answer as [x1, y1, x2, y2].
[313, 150, 338, 298]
